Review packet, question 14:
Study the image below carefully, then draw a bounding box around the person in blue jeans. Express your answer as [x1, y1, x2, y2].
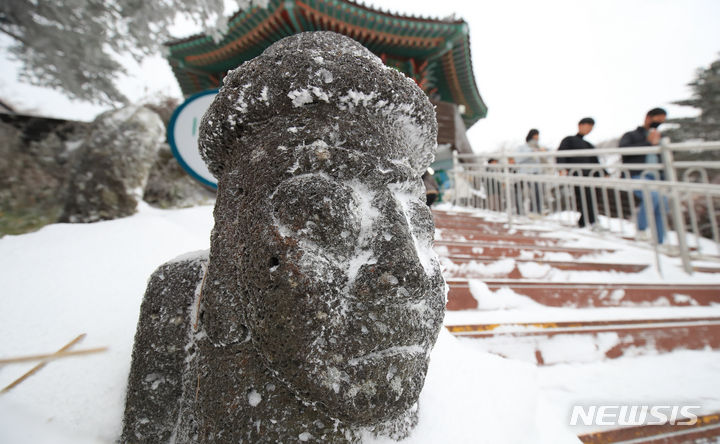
[632, 171, 669, 244]
[619, 108, 668, 243]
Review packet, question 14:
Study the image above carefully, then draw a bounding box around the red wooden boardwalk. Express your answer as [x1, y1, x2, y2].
[433, 209, 720, 359]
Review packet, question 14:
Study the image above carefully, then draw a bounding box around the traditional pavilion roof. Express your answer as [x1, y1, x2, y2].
[165, 0, 487, 128]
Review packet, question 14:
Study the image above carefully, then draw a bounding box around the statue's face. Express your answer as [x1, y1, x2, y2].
[240, 150, 445, 425]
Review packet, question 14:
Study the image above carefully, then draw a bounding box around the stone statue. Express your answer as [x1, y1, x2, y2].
[122, 31, 445, 443]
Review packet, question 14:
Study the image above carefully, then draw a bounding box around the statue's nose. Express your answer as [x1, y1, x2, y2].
[351, 190, 428, 302]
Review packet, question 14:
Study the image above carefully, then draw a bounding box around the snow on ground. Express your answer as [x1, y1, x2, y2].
[0, 203, 213, 443]
[0, 203, 719, 443]
[537, 350, 720, 436]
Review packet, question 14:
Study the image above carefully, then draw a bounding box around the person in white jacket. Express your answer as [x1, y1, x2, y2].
[514, 129, 547, 215]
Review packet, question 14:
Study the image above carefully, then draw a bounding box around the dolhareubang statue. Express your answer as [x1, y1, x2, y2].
[122, 31, 445, 443]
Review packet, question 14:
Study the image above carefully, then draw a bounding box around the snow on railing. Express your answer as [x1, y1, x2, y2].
[448, 141, 720, 274]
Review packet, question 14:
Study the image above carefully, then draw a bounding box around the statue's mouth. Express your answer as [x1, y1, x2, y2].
[346, 344, 426, 366]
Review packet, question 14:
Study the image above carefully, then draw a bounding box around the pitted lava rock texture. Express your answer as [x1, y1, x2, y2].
[123, 31, 444, 443]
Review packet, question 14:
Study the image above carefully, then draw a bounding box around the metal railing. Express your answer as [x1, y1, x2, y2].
[448, 141, 720, 274]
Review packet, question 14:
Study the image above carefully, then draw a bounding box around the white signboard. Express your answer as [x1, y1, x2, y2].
[168, 90, 219, 188]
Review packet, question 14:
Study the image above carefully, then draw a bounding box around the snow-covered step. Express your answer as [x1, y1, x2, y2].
[578, 411, 720, 443]
[433, 210, 568, 237]
[433, 209, 552, 227]
[433, 218, 555, 235]
[435, 228, 560, 245]
[694, 265, 720, 274]
[435, 240, 613, 260]
[440, 256, 649, 279]
[445, 316, 720, 364]
[445, 280, 720, 310]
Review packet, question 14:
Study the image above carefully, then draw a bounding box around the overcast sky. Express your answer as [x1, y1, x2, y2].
[1, 0, 719, 152]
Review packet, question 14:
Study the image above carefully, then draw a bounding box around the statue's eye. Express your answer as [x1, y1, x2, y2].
[405, 199, 435, 246]
[386, 180, 434, 246]
[272, 175, 361, 253]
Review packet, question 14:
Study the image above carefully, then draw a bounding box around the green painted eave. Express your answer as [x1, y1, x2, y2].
[165, 0, 488, 127]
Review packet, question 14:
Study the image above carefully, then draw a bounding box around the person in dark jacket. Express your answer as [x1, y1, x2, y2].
[423, 168, 440, 206]
[557, 117, 601, 228]
[619, 107, 668, 243]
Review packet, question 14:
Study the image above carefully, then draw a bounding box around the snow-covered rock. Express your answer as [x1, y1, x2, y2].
[143, 143, 215, 209]
[0, 114, 87, 235]
[60, 106, 164, 223]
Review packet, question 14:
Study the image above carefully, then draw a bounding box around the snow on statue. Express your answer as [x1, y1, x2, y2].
[122, 32, 445, 442]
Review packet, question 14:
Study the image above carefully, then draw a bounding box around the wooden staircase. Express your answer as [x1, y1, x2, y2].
[433, 209, 720, 363]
